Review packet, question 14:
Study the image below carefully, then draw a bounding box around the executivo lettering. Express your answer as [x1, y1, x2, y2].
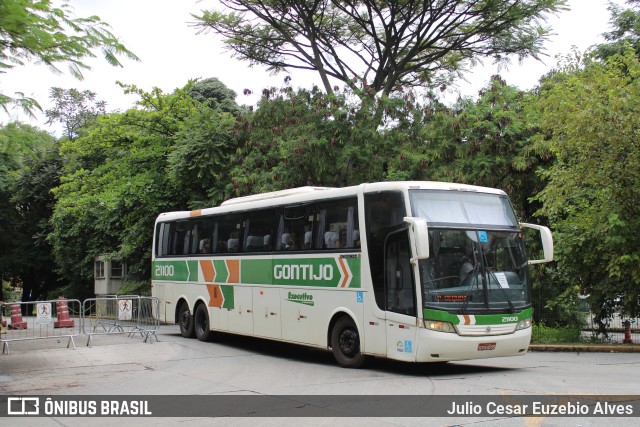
[287, 292, 314, 306]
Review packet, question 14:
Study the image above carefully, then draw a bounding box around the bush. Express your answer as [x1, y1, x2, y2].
[531, 323, 583, 344]
[117, 280, 151, 297]
[1, 281, 21, 302]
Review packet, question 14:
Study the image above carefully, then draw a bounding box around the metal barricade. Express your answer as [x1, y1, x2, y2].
[0, 298, 82, 355]
[82, 296, 160, 346]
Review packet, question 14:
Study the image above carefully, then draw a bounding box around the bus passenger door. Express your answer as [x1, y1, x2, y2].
[384, 230, 418, 361]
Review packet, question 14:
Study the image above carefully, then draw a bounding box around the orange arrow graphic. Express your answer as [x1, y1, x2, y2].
[207, 284, 224, 308]
[200, 260, 216, 283]
[338, 257, 351, 288]
[226, 259, 240, 283]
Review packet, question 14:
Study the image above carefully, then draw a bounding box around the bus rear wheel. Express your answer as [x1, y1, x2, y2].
[194, 304, 214, 342]
[331, 316, 365, 368]
[178, 301, 195, 338]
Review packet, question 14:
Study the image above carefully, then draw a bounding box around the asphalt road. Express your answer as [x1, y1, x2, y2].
[1, 326, 639, 426]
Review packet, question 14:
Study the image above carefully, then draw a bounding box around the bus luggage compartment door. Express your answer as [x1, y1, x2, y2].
[253, 287, 281, 339]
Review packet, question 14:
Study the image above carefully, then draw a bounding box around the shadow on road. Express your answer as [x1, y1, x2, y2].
[164, 329, 516, 378]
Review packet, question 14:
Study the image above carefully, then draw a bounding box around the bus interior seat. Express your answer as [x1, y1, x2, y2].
[227, 238, 239, 252]
[246, 235, 264, 251]
[281, 233, 290, 250]
[324, 231, 338, 248]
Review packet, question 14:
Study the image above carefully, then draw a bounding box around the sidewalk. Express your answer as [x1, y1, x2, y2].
[529, 343, 640, 352]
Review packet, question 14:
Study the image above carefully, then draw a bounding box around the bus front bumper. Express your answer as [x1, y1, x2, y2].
[414, 327, 532, 362]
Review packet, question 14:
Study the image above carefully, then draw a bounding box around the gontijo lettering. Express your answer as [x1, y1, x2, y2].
[274, 263, 333, 281]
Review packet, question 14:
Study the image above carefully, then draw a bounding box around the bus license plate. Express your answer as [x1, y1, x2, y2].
[478, 342, 496, 351]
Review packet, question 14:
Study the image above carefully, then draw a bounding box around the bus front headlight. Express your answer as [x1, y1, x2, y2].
[425, 320, 456, 333]
[515, 318, 532, 330]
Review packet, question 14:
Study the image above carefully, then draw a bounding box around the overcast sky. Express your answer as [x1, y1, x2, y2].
[0, 0, 621, 134]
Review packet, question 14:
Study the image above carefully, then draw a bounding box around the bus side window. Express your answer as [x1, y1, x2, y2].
[242, 208, 276, 252]
[156, 223, 171, 257]
[279, 205, 312, 251]
[169, 221, 190, 256]
[192, 217, 214, 254]
[213, 215, 241, 253]
[313, 198, 358, 250]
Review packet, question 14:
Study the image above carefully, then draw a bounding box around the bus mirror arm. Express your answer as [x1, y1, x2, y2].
[404, 217, 430, 263]
[520, 223, 554, 264]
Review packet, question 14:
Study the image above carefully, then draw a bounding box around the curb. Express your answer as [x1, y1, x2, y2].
[529, 344, 640, 353]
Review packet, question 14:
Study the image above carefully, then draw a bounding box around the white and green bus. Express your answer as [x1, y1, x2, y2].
[152, 181, 553, 368]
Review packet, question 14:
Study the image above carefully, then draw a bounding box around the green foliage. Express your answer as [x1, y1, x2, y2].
[534, 47, 640, 318]
[167, 105, 237, 208]
[0, 123, 60, 301]
[1, 280, 20, 302]
[388, 76, 548, 222]
[49, 80, 239, 296]
[531, 323, 583, 344]
[227, 86, 390, 196]
[544, 285, 587, 328]
[45, 88, 107, 140]
[595, 0, 640, 60]
[186, 77, 243, 116]
[0, 0, 138, 115]
[116, 280, 151, 297]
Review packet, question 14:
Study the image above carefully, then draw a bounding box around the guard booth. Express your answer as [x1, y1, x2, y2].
[94, 255, 126, 297]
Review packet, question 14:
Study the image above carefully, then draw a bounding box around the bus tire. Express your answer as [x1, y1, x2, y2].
[178, 301, 195, 338]
[194, 304, 214, 342]
[331, 316, 365, 368]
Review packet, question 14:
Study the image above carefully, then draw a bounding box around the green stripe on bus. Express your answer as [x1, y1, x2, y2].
[423, 307, 533, 324]
[213, 260, 228, 282]
[152, 260, 198, 281]
[153, 256, 361, 288]
[221, 285, 234, 309]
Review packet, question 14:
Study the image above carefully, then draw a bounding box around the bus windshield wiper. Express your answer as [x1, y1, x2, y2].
[460, 263, 481, 314]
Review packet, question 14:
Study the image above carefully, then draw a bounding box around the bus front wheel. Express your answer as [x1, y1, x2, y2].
[331, 316, 365, 368]
[178, 301, 195, 338]
[194, 304, 214, 342]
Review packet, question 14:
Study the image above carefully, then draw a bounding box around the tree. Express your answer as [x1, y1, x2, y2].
[0, 122, 59, 302]
[594, 0, 640, 60]
[49, 80, 239, 296]
[45, 88, 107, 140]
[194, 0, 567, 97]
[445, 75, 547, 220]
[10, 142, 63, 301]
[227, 86, 391, 196]
[0, 0, 138, 115]
[187, 77, 244, 116]
[385, 76, 547, 220]
[534, 48, 640, 319]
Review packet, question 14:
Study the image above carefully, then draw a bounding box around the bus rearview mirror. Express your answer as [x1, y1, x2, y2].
[520, 223, 554, 264]
[404, 217, 429, 262]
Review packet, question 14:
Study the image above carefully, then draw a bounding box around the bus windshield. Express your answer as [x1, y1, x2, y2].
[409, 190, 529, 313]
[418, 229, 530, 312]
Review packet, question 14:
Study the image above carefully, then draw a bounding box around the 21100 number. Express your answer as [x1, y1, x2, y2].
[155, 264, 175, 277]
